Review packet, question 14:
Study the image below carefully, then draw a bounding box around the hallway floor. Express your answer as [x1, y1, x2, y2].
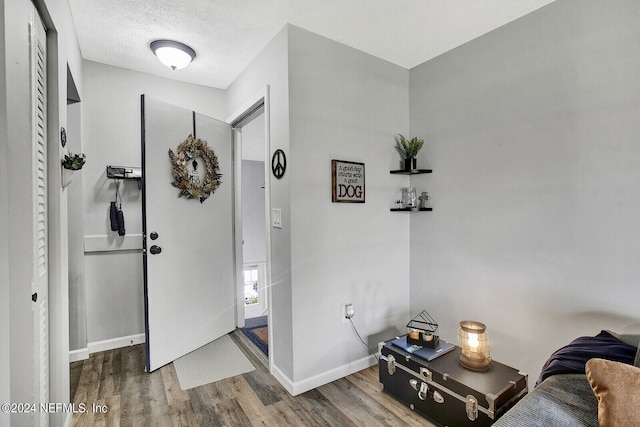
[69, 330, 434, 426]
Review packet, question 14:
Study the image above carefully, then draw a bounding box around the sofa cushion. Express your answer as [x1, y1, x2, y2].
[493, 374, 598, 427]
[586, 358, 640, 427]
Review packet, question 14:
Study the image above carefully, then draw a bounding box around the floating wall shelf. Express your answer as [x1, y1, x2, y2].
[390, 207, 433, 212]
[390, 167, 433, 212]
[390, 169, 432, 175]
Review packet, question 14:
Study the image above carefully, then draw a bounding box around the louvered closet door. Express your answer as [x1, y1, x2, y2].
[31, 9, 49, 427]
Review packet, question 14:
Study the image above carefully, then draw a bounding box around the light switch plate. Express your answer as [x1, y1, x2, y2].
[272, 208, 282, 228]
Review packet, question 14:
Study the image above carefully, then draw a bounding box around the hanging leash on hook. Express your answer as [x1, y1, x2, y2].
[110, 180, 119, 231]
[109, 180, 126, 236]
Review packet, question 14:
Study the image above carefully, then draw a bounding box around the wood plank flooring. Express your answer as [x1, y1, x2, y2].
[70, 330, 435, 427]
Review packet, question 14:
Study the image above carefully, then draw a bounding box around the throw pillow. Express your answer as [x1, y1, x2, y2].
[586, 358, 640, 427]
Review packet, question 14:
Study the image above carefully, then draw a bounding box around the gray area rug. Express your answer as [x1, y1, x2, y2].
[173, 334, 255, 390]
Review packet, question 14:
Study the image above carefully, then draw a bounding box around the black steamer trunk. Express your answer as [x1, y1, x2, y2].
[379, 338, 527, 427]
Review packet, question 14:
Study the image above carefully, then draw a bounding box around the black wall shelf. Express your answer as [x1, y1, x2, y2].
[390, 167, 433, 212]
[390, 169, 432, 175]
[390, 207, 433, 212]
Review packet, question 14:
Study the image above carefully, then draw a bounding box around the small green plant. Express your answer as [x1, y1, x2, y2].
[396, 134, 424, 159]
[62, 152, 86, 170]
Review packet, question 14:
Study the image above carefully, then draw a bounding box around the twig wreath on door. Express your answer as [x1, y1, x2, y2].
[168, 134, 222, 203]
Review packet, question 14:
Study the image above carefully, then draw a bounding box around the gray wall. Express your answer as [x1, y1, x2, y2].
[227, 26, 294, 380]
[228, 25, 413, 393]
[287, 26, 411, 389]
[67, 101, 86, 351]
[409, 0, 640, 383]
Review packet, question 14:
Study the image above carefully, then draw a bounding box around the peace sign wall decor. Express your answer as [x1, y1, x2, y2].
[332, 160, 365, 203]
[272, 149, 287, 179]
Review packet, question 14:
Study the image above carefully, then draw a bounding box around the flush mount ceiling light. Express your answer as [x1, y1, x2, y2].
[150, 40, 196, 70]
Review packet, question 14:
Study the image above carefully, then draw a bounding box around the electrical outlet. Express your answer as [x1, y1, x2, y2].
[345, 303, 355, 319]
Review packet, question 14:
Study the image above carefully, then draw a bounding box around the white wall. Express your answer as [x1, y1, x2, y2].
[409, 0, 640, 385]
[287, 26, 411, 391]
[227, 26, 294, 380]
[80, 61, 228, 346]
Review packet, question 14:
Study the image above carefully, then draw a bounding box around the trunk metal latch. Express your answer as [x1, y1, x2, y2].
[387, 355, 396, 375]
[418, 382, 429, 400]
[466, 395, 479, 421]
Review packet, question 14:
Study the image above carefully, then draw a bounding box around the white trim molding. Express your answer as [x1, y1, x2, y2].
[87, 333, 146, 354]
[271, 354, 378, 396]
[84, 233, 143, 253]
[68, 348, 90, 363]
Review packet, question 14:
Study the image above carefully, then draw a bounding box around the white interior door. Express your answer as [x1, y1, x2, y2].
[142, 96, 235, 372]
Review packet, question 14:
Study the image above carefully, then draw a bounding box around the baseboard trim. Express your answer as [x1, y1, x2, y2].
[69, 348, 90, 362]
[87, 333, 145, 354]
[271, 353, 378, 396]
[270, 363, 295, 395]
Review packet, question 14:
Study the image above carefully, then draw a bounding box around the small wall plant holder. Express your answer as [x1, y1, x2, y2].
[61, 152, 86, 188]
[62, 152, 86, 171]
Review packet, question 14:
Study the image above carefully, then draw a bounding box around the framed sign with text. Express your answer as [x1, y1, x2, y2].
[332, 160, 365, 203]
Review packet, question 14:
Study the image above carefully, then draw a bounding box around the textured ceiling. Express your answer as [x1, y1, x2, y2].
[68, 0, 556, 89]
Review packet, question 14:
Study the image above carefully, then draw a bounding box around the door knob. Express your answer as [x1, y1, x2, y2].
[150, 245, 162, 255]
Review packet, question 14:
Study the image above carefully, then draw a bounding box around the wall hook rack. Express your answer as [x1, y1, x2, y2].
[106, 165, 142, 189]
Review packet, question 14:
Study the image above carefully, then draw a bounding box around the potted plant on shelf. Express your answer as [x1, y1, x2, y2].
[61, 152, 86, 187]
[396, 134, 424, 170]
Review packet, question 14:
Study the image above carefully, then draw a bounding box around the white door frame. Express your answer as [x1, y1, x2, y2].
[227, 86, 273, 371]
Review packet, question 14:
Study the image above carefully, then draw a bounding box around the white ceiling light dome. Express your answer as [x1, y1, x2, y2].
[150, 40, 196, 70]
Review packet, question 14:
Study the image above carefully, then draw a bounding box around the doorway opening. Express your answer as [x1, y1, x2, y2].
[230, 92, 271, 361]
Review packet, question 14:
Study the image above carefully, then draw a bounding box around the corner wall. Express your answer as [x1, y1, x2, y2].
[227, 25, 294, 382]
[409, 0, 640, 383]
[287, 26, 411, 391]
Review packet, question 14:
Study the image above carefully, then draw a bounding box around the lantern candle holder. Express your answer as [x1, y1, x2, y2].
[458, 320, 491, 371]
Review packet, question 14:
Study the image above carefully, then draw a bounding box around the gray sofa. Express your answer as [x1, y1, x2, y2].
[493, 331, 640, 427]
